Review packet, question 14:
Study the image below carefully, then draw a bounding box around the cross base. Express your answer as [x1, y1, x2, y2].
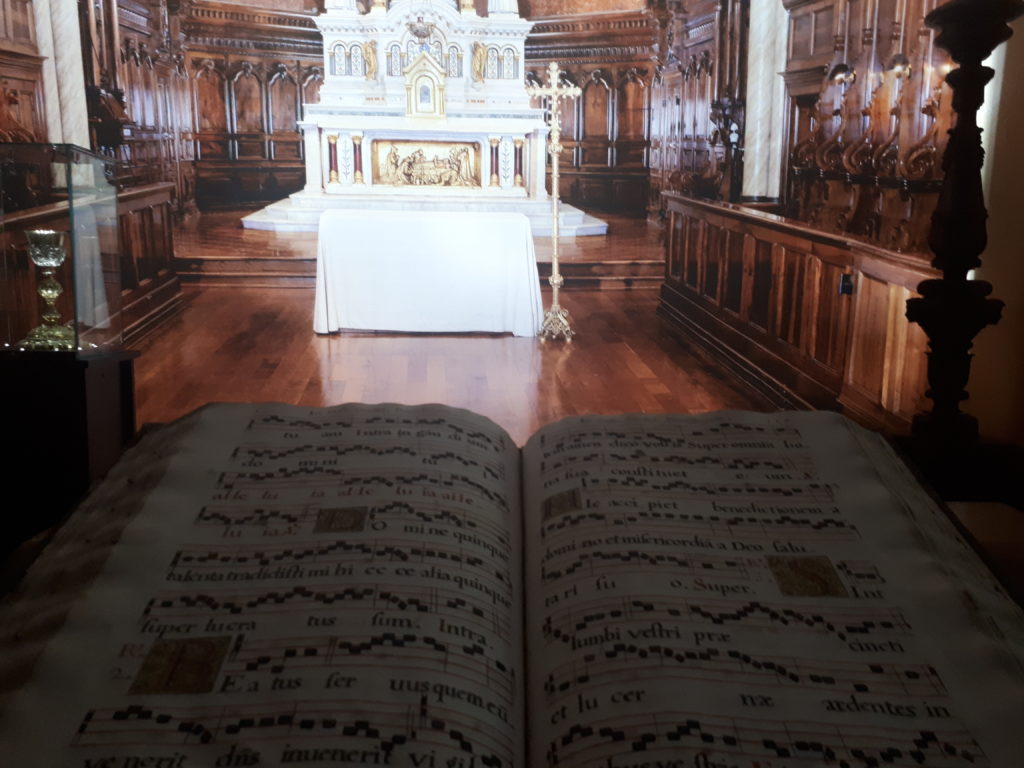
[539, 305, 573, 342]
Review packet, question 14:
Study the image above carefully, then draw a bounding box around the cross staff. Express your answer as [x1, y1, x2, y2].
[526, 62, 581, 341]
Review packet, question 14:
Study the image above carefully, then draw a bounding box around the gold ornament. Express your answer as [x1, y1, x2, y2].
[525, 62, 582, 342]
[18, 230, 75, 351]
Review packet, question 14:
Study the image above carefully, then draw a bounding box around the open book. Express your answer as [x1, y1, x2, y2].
[1, 403, 1022, 767]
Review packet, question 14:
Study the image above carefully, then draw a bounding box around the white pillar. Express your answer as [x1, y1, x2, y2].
[33, 0, 63, 143]
[301, 122, 323, 192]
[45, 0, 91, 148]
[325, 0, 360, 11]
[529, 127, 549, 199]
[741, 0, 788, 199]
[488, 0, 520, 15]
[968, 33, 1024, 441]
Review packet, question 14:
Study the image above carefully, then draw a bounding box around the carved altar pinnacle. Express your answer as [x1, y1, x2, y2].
[905, 0, 1024, 464]
[526, 62, 582, 342]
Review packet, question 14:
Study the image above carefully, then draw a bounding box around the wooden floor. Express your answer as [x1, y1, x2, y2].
[132, 287, 773, 446]
[134, 210, 773, 444]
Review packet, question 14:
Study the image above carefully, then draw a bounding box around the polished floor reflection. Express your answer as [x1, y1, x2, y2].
[132, 286, 773, 446]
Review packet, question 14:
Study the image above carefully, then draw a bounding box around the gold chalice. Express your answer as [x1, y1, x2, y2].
[19, 229, 76, 351]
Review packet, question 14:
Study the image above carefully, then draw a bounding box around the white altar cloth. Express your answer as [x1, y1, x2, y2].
[314, 209, 543, 337]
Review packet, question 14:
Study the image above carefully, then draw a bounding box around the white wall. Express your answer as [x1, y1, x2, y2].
[968, 22, 1024, 444]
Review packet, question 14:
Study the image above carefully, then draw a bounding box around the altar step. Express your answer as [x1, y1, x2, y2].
[173, 254, 663, 290]
[174, 209, 663, 289]
[538, 260, 663, 290]
[240, 194, 609, 237]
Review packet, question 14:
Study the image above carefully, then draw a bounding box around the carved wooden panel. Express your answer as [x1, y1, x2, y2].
[302, 66, 323, 105]
[177, 1, 322, 208]
[0, 53, 45, 141]
[659, 192, 934, 433]
[580, 73, 611, 166]
[194, 61, 228, 133]
[616, 73, 647, 166]
[647, 1, 748, 214]
[269, 65, 301, 161]
[117, 183, 182, 340]
[232, 66, 264, 134]
[0, 0, 44, 143]
[783, 0, 954, 255]
[0, 0, 36, 51]
[525, 10, 656, 214]
[522, 0, 647, 16]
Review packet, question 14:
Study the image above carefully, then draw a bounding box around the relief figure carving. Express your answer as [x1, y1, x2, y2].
[471, 42, 486, 83]
[376, 142, 479, 187]
[363, 41, 378, 80]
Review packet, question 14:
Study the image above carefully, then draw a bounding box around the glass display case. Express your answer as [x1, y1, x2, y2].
[0, 143, 122, 357]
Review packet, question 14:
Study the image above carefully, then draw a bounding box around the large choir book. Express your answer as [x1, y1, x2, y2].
[1, 403, 1023, 767]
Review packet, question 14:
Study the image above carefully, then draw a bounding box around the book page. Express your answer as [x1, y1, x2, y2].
[0, 403, 525, 768]
[522, 411, 1024, 768]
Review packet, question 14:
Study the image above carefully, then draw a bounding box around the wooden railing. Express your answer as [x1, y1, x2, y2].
[658, 192, 938, 433]
[118, 182, 181, 341]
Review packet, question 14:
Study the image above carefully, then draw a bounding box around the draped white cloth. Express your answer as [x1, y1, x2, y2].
[314, 209, 543, 337]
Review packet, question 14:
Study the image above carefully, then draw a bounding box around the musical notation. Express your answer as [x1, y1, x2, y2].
[591, 475, 835, 501]
[541, 508, 857, 540]
[74, 698, 510, 767]
[540, 422, 803, 449]
[543, 647, 945, 698]
[542, 596, 911, 643]
[219, 632, 515, 700]
[171, 539, 511, 586]
[546, 711, 986, 766]
[218, 470, 511, 512]
[143, 583, 512, 635]
[540, 550, 751, 583]
[252, 413, 507, 454]
[232, 443, 504, 481]
[542, 450, 816, 476]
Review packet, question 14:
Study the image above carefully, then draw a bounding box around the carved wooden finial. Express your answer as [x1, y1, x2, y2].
[926, 0, 1022, 64]
[905, 0, 1023, 472]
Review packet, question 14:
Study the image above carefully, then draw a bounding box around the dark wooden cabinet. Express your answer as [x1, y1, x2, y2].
[0, 350, 137, 555]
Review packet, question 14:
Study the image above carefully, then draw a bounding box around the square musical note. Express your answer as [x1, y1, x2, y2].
[129, 637, 231, 695]
[314, 507, 369, 533]
[542, 489, 582, 520]
[766, 555, 848, 597]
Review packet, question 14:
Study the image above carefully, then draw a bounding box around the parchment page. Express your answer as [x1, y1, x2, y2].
[522, 411, 1024, 768]
[0, 403, 524, 768]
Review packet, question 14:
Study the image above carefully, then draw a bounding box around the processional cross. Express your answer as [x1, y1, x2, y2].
[526, 62, 581, 341]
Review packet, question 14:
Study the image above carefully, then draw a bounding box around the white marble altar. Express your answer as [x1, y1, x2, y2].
[243, 0, 607, 236]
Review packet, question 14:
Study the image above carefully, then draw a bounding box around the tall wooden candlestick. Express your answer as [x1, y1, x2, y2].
[905, 0, 1023, 468]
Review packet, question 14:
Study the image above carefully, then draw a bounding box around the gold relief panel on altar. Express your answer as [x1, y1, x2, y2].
[371, 140, 481, 188]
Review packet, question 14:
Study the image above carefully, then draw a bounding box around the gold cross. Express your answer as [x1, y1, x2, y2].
[526, 62, 581, 341]
[526, 62, 582, 159]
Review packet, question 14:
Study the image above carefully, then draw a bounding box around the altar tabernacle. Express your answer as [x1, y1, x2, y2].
[242, 0, 607, 236]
